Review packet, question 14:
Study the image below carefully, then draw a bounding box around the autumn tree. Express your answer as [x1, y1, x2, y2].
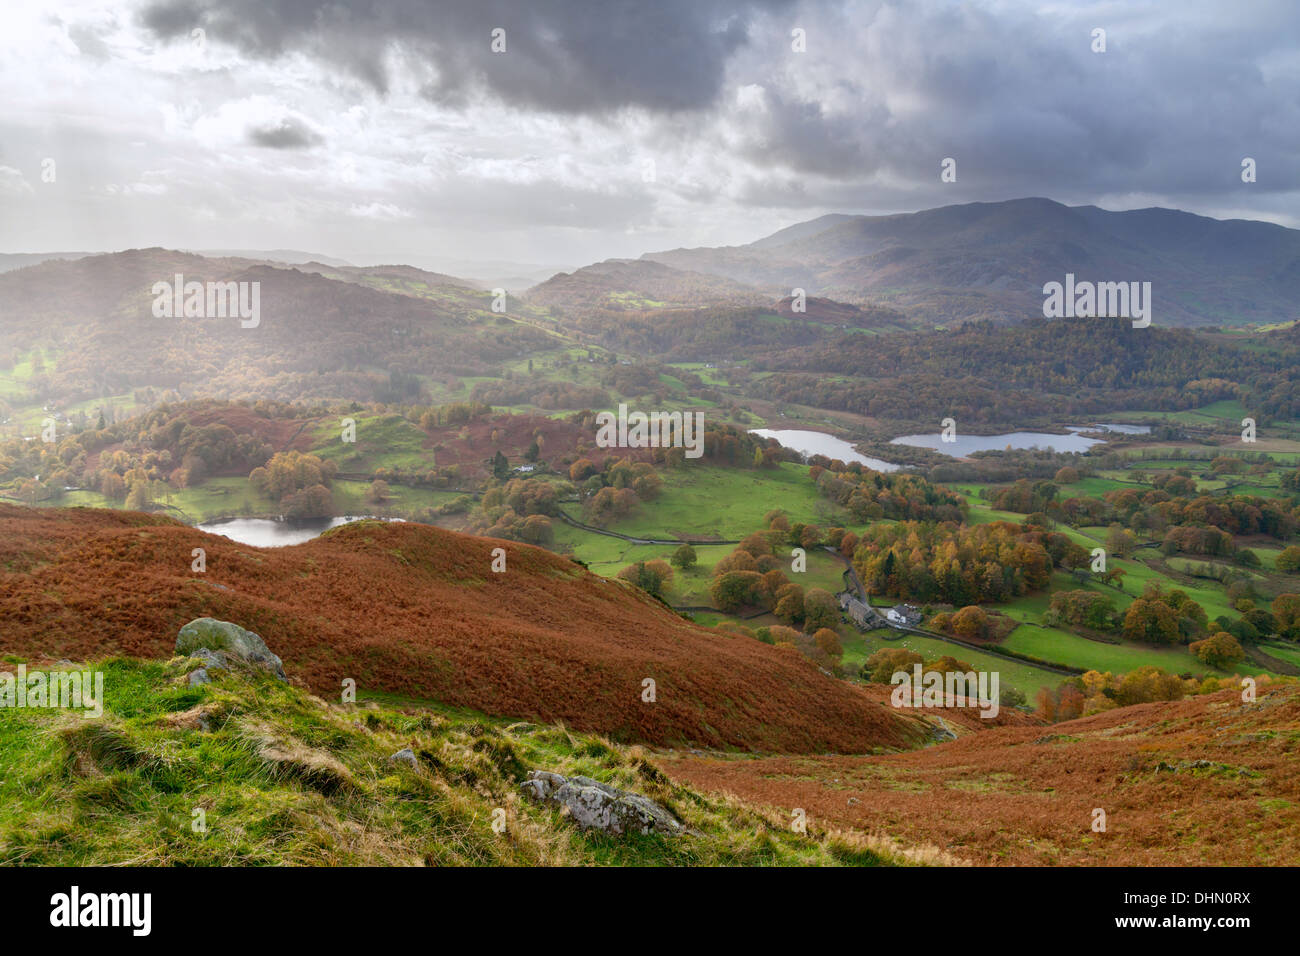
[250, 450, 335, 501]
[1271, 594, 1300, 640]
[861, 647, 922, 683]
[1276, 547, 1300, 573]
[1190, 631, 1245, 669]
[772, 583, 805, 624]
[802, 587, 840, 631]
[711, 570, 761, 612]
[1122, 597, 1179, 644]
[569, 458, 596, 482]
[950, 605, 989, 640]
[812, 627, 843, 659]
[670, 543, 697, 571]
[1114, 666, 1187, 706]
[618, 559, 674, 598]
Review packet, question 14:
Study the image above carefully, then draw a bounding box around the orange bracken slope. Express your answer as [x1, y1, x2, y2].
[1, 504, 928, 753]
[665, 682, 1300, 865]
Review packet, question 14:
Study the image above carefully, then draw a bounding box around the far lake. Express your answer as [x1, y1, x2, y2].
[750, 428, 901, 471]
[197, 515, 395, 547]
[890, 423, 1151, 458]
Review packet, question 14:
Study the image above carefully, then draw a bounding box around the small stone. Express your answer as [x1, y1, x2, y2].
[388, 748, 418, 768]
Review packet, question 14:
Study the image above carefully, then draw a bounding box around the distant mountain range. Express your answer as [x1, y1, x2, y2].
[0, 249, 355, 274]
[534, 198, 1300, 327]
[189, 249, 354, 267]
[0, 252, 97, 274]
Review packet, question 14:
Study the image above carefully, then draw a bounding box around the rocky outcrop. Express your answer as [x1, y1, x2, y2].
[521, 770, 683, 837]
[176, 618, 287, 682]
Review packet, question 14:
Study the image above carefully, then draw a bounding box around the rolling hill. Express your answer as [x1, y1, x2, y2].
[0, 249, 554, 407]
[0, 503, 944, 754]
[524, 258, 767, 312]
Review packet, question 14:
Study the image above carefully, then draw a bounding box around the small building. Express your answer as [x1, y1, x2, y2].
[886, 604, 922, 627]
[839, 591, 887, 630]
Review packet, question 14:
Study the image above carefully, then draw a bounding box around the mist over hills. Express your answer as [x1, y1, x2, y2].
[0, 248, 552, 406]
[526, 257, 769, 312]
[0, 249, 355, 275]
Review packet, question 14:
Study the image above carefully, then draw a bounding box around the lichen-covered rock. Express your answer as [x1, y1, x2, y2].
[520, 770, 566, 801]
[176, 618, 286, 681]
[520, 770, 683, 837]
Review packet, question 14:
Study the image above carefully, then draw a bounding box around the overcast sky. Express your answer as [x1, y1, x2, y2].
[1, 0, 1297, 271]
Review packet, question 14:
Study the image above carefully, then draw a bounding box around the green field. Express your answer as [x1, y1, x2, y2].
[1001, 623, 1254, 679]
[1260, 642, 1300, 669]
[840, 628, 1061, 699]
[310, 413, 434, 472]
[568, 462, 848, 542]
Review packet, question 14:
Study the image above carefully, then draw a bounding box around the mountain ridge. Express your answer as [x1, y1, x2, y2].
[636, 198, 1300, 326]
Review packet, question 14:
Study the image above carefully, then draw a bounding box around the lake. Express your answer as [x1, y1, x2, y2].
[890, 423, 1151, 458]
[750, 428, 901, 471]
[197, 515, 395, 547]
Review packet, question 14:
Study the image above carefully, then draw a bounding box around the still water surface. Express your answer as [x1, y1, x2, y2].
[197, 515, 395, 547]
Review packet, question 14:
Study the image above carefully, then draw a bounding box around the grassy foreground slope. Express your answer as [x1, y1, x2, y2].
[0, 657, 916, 866]
[0, 504, 927, 754]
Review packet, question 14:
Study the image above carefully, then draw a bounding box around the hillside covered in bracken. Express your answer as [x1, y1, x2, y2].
[0, 504, 933, 754]
[666, 681, 1300, 866]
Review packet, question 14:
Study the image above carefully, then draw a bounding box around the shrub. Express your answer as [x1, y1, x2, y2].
[1190, 632, 1245, 669]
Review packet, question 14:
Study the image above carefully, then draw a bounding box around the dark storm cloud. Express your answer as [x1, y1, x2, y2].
[139, 0, 793, 113]
[247, 118, 324, 149]
[8, 0, 1298, 261]
[724, 0, 1300, 202]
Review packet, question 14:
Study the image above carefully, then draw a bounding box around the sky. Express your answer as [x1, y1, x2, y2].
[1, 0, 1297, 272]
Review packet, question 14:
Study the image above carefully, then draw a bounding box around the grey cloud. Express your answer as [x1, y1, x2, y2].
[8, 0, 1299, 264]
[247, 118, 324, 149]
[65, 20, 113, 60]
[719, 0, 1300, 201]
[139, 0, 794, 114]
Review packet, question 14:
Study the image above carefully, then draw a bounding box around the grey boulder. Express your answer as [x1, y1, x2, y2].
[176, 618, 287, 682]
